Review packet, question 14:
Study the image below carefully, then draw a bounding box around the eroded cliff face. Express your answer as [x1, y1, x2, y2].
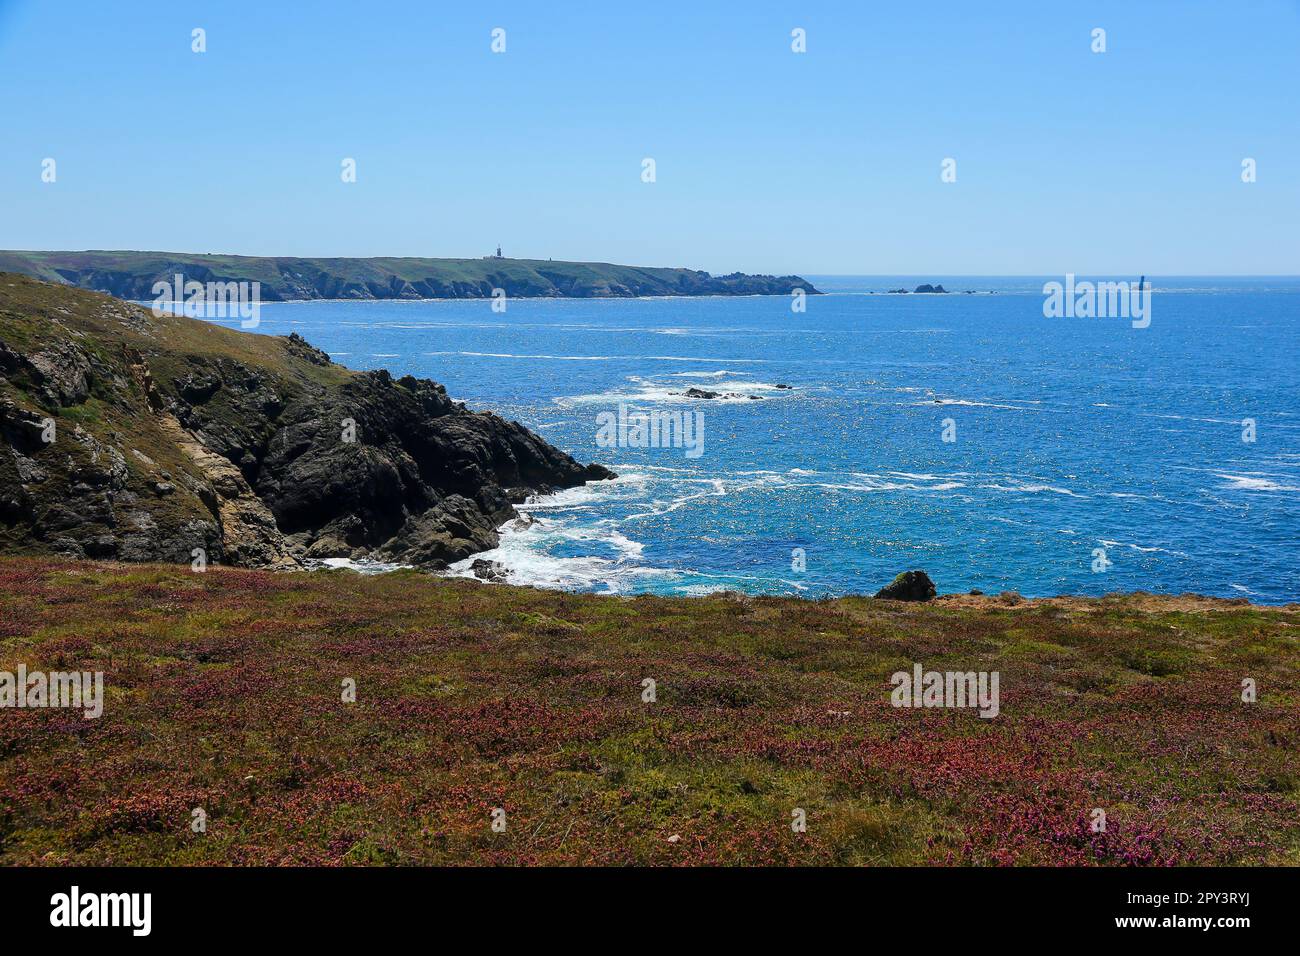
[0, 274, 613, 569]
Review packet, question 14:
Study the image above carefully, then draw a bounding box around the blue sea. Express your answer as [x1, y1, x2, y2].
[225, 277, 1300, 603]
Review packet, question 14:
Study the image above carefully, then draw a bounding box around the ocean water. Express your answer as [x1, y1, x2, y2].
[223, 277, 1300, 603]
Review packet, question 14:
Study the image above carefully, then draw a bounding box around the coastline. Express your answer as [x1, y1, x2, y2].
[1, 550, 1294, 609]
[325, 479, 1300, 607]
[0, 250, 822, 302]
[4, 274, 1297, 604]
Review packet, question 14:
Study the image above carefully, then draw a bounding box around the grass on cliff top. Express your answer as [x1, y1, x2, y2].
[0, 272, 349, 391]
[1, 557, 1296, 867]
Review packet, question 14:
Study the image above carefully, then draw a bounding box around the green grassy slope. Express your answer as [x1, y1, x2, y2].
[1, 557, 1295, 866]
[0, 270, 347, 380]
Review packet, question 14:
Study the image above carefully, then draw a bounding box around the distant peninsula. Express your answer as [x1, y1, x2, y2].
[887, 284, 948, 294]
[0, 250, 820, 301]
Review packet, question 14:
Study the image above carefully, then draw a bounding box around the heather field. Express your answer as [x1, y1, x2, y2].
[0, 556, 1297, 867]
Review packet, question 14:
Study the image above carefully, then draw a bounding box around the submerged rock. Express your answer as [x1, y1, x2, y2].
[680, 387, 759, 401]
[470, 558, 507, 582]
[874, 570, 937, 601]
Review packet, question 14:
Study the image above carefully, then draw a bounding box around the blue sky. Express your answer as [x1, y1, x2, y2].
[1, 0, 1296, 274]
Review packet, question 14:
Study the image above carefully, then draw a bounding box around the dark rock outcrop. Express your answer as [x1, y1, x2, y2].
[0, 274, 613, 570]
[874, 570, 937, 601]
[680, 387, 760, 401]
[470, 558, 507, 582]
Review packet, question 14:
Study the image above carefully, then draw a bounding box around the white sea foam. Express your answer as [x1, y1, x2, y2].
[624, 478, 729, 520]
[315, 557, 412, 574]
[424, 350, 614, 361]
[442, 482, 676, 594]
[668, 369, 754, 378]
[1098, 539, 1187, 557]
[556, 374, 795, 407]
[981, 481, 1087, 497]
[1148, 413, 1240, 425]
[677, 572, 809, 596]
[817, 476, 966, 492]
[681, 583, 731, 596]
[1215, 473, 1300, 492]
[425, 350, 771, 365]
[514, 471, 653, 511]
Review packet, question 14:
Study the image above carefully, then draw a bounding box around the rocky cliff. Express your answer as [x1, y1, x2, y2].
[0, 251, 821, 301]
[0, 273, 613, 569]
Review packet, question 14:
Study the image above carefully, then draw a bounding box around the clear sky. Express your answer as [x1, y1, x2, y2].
[1, 0, 1296, 275]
